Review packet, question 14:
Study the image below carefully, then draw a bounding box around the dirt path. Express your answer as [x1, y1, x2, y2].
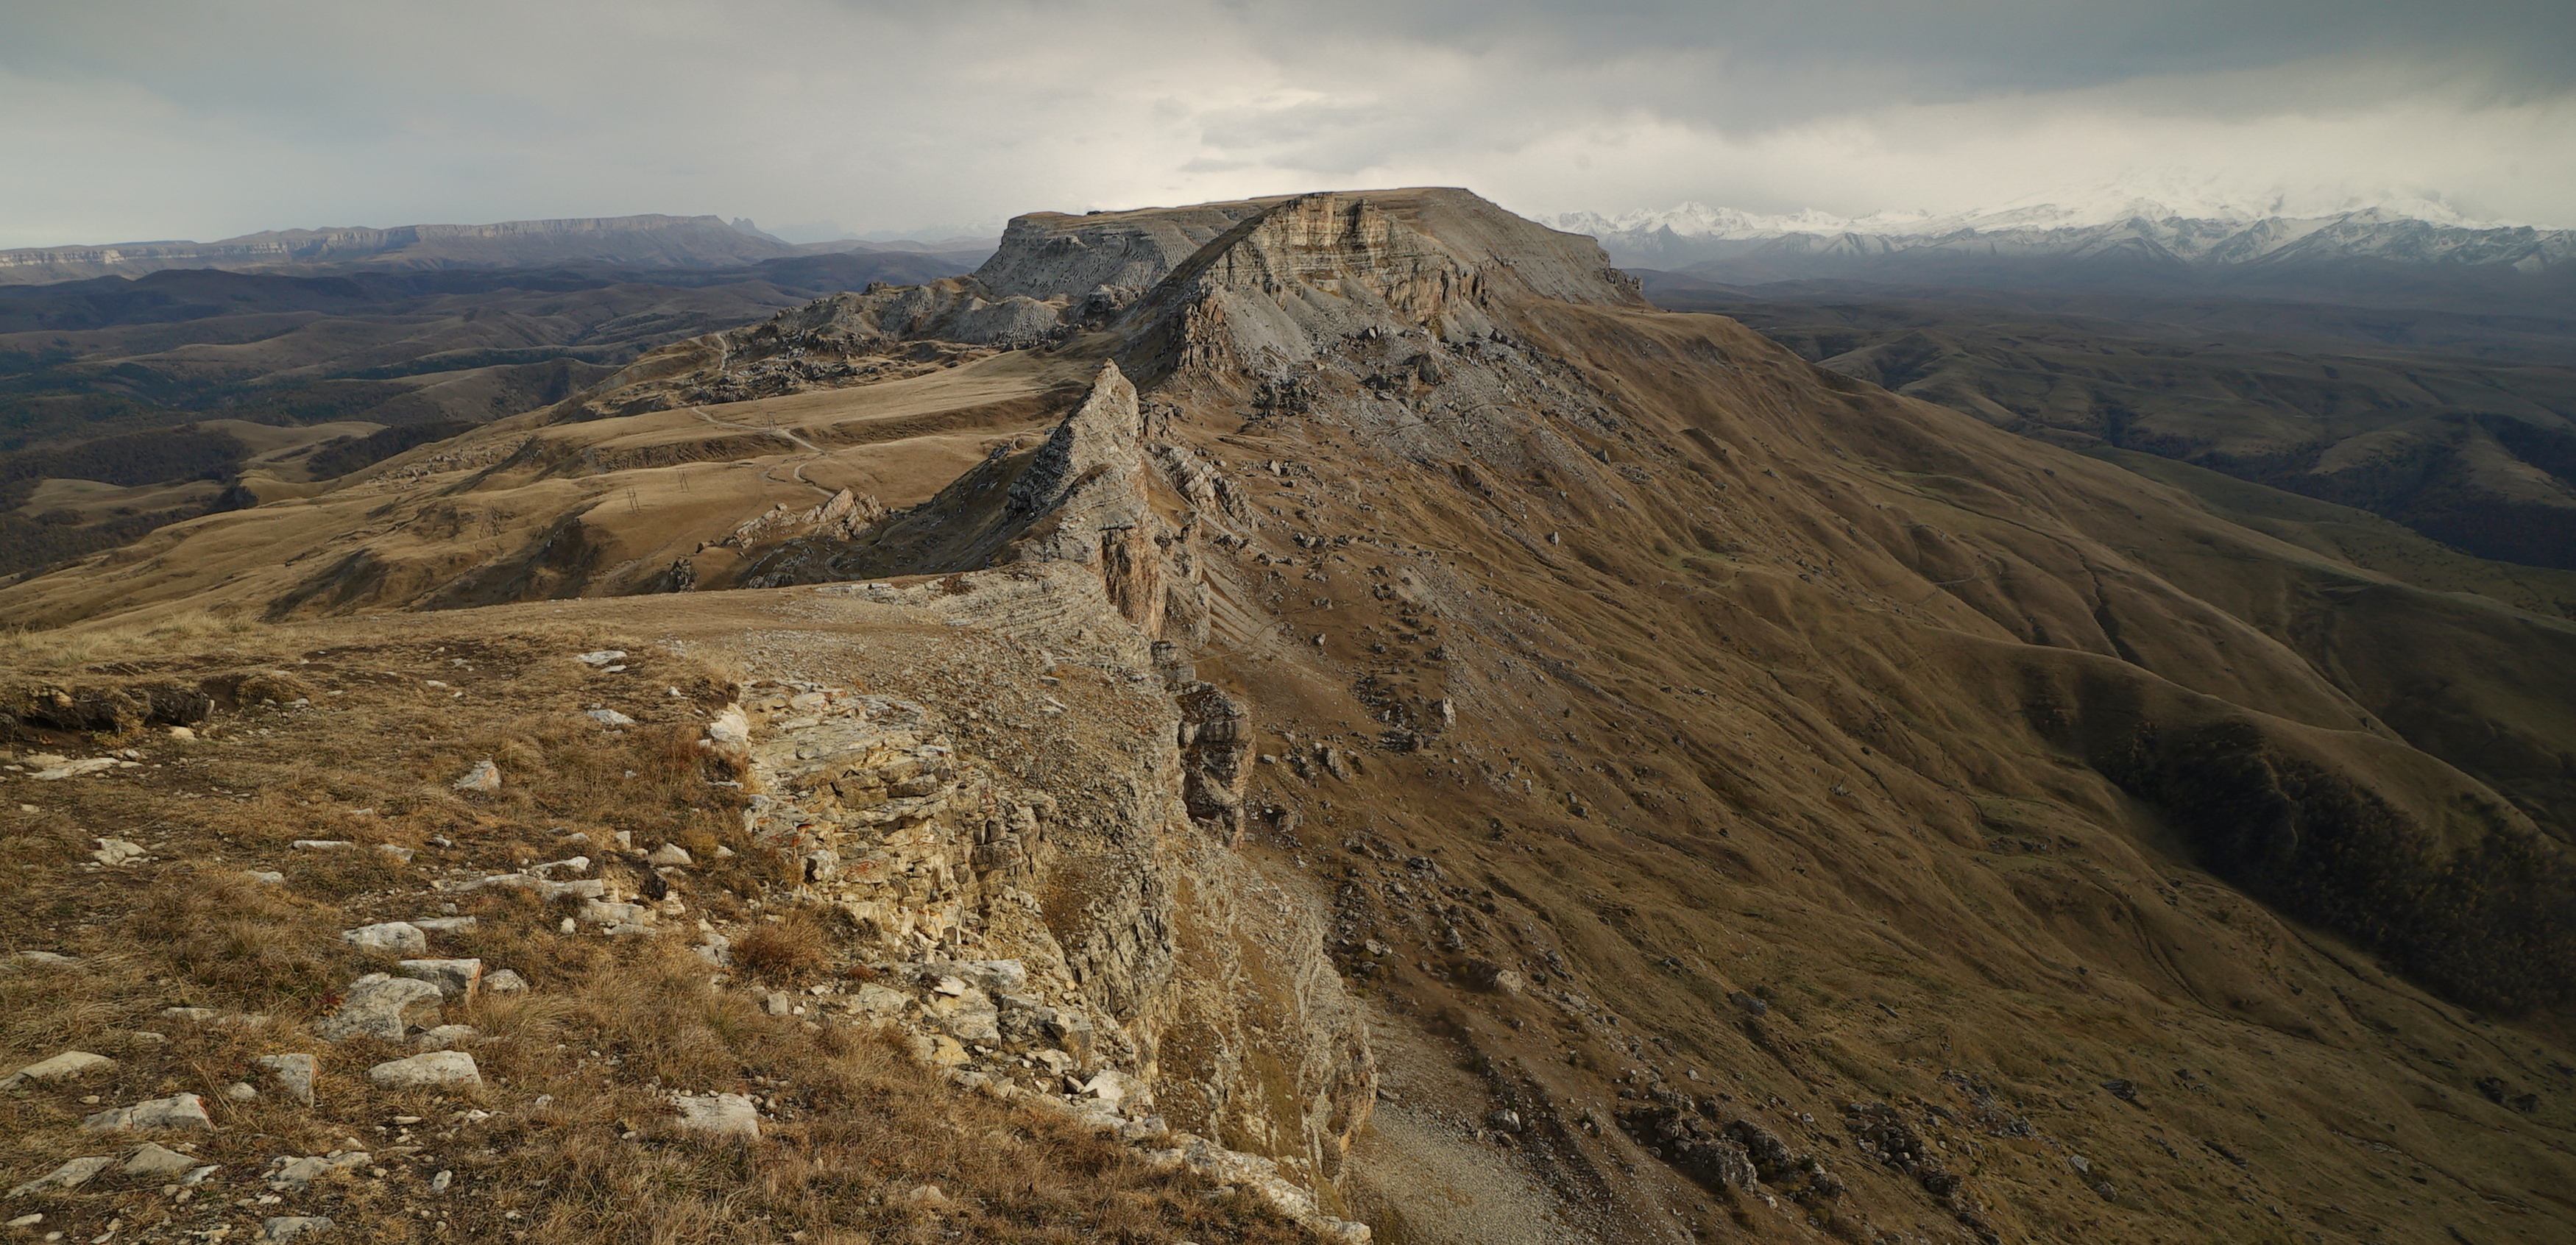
[690, 405, 838, 498]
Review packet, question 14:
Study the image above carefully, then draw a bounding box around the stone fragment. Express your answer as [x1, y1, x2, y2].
[577, 898, 648, 926]
[1078, 1070, 1149, 1112]
[411, 917, 478, 934]
[414, 1025, 478, 1051]
[1, 951, 77, 969]
[762, 992, 793, 1016]
[705, 706, 751, 750]
[671, 1092, 760, 1141]
[123, 1142, 198, 1177]
[341, 922, 428, 954]
[481, 969, 529, 994]
[291, 840, 353, 851]
[395, 959, 483, 1000]
[575, 650, 628, 667]
[6, 1156, 113, 1197]
[376, 844, 414, 863]
[850, 985, 907, 1018]
[79, 1093, 212, 1132]
[91, 838, 145, 865]
[33, 759, 117, 780]
[160, 1007, 219, 1023]
[223, 1082, 259, 1102]
[450, 760, 501, 793]
[267, 1152, 368, 1191]
[428, 1170, 452, 1193]
[903, 1184, 949, 1207]
[2, 1051, 113, 1089]
[587, 709, 637, 728]
[647, 843, 693, 867]
[313, 974, 442, 1042]
[367, 1051, 481, 1090]
[244, 870, 286, 884]
[262, 1215, 333, 1242]
[256, 1054, 318, 1104]
[1119, 1115, 1172, 1144]
[908, 1034, 970, 1068]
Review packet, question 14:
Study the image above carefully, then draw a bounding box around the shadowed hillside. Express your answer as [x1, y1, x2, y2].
[1641, 274, 2576, 572]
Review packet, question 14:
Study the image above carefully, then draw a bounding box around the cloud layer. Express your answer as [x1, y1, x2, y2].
[4, 0, 2571, 247]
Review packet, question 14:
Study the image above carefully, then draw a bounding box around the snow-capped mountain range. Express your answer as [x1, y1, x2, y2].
[1547, 192, 2576, 279]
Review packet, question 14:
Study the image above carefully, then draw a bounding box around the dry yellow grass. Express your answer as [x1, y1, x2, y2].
[0, 621, 1317, 1245]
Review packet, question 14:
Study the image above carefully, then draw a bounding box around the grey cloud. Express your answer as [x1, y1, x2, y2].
[0, 0, 2569, 247]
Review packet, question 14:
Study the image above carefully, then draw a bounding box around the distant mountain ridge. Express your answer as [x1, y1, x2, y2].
[0, 213, 997, 285]
[1551, 196, 2576, 289]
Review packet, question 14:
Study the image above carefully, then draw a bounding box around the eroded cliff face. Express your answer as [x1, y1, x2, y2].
[698, 564, 1375, 1235]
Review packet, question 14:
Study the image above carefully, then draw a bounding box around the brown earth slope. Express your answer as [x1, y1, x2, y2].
[5, 188, 2573, 1245]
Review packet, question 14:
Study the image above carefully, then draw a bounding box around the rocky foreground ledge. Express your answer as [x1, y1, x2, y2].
[0, 606, 1366, 1245]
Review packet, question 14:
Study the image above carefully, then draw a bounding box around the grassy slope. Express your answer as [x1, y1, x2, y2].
[0, 609, 1312, 1245]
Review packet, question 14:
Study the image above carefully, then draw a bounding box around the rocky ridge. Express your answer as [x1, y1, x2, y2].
[5, 185, 2575, 1244]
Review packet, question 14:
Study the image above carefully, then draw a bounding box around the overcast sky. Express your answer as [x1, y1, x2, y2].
[4, 0, 2572, 247]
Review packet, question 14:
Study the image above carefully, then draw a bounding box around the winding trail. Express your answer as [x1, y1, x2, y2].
[690, 405, 838, 498]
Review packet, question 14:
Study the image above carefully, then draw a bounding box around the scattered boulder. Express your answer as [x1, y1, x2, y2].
[256, 1054, 318, 1104]
[672, 1092, 760, 1141]
[367, 1051, 481, 1090]
[1620, 1103, 1758, 1190]
[79, 1093, 212, 1132]
[395, 959, 483, 999]
[123, 1142, 198, 1178]
[313, 974, 442, 1042]
[578, 899, 648, 926]
[450, 760, 501, 793]
[705, 706, 751, 750]
[1078, 1069, 1150, 1112]
[341, 922, 428, 954]
[34, 759, 118, 781]
[261, 1215, 333, 1242]
[268, 1152, 369, 1191]
[587, 709, 637, 728]
[223, 1082, 259, 1102]
[244, 870, 286, 884]
[90, 838, 145, 865]
[648, 843, 693, 867]
[2, 1051, 113, 1089]
[575, 650, 629, 667]
[6, 1156, 114, 1198]
[482, 969, 529, 995]
[411, 917, 478, 934]
[1, 951, 78, 970]
[414, 1025, 478, 1051]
